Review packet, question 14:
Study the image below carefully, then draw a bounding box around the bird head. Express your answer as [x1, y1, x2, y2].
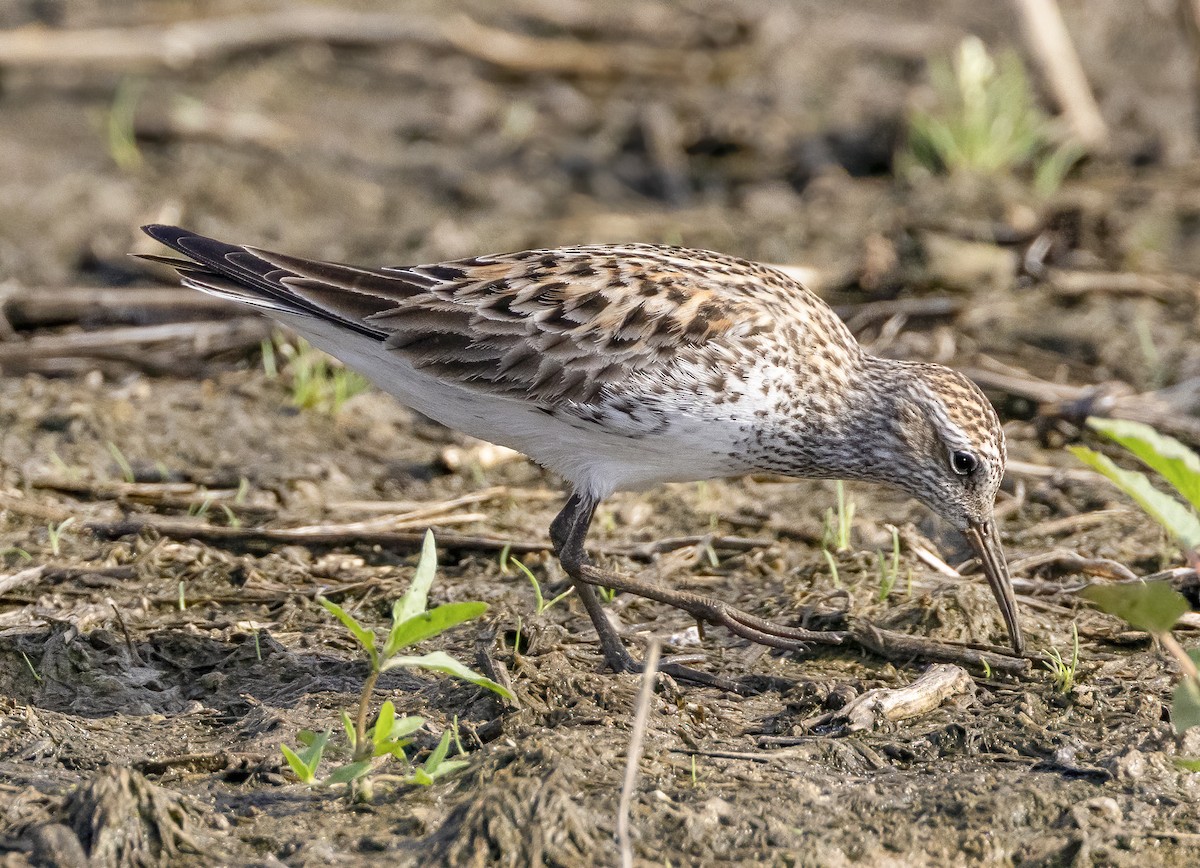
[869, 361, 1023, 654]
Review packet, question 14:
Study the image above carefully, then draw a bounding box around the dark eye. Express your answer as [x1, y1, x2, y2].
[950, 450, 978, 476]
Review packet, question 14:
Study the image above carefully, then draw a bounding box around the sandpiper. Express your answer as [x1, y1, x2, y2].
[141, 225, 1024, 684]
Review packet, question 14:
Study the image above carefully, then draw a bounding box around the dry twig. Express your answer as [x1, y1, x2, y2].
[617, 638, 660, 868]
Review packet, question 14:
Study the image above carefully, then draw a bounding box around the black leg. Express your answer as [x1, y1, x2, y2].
[550, 491, 640, 672]
[549, 490, 747, 692]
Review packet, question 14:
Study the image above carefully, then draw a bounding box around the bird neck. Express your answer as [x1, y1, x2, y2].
[752, 353, 920, 484]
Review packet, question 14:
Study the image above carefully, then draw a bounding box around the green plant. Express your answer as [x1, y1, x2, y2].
[46, 517, 74, 557]
[823, 481, 855, 554]
[1081, 581, 1200, 739]
[106, 77, 144, 171]
[877, 525, 902, 602]
[1042, 622, 1080, 693]
[821, 548, 841, 588]
[902, 36, 1081, 193]
[106, 441, 136, 483]
[280, 531, 511, 798]
[1068, 417, 1200, 564]
[273, 336, 370, 414]
[510, 556, 573, 615]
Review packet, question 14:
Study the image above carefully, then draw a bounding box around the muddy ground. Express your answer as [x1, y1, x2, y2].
[4, 1, 1200, 865]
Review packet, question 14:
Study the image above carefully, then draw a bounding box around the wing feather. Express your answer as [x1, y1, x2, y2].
[141, 226, 817, 406]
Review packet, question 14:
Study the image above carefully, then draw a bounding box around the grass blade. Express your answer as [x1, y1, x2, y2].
[1069, 446, 1200, 551]
[1087, 417, 1200, 512]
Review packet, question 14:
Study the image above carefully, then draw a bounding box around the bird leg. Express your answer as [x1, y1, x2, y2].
[549, 491, 844, 688]
[551, 492, 745, 690]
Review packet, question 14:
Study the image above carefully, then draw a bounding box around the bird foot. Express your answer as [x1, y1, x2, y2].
[576, 564, 845, 651]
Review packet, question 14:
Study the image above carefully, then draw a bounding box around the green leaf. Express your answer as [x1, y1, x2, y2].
[386, 715, 425, 741]
[424, 730, 453, 775]
[1174, 756, 1200, 772]
[281, 744, 319, 784]
[1081, 581, 1189, 635]
[373, 701, 395, 749]
[394, 530, 438, 624]
[423, 759, 469, 781]
[378, 650, 514, 700]
[318, 595, 377, 667]
[296, 730, 329, 770]
[341, 711, 357, 748]
[383, 601, 488, 658]
[1069, 446, 1200, 551]
[408, 767, 434, 786]
[1173, 673, 1200, 735]
[1087, 418, 1200, 513]
[324, 759, 373, 785]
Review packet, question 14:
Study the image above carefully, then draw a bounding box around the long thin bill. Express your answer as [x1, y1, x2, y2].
[965, 518, 1024, 655]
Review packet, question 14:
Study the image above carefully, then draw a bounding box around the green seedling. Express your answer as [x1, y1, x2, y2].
[1069, 417, 1200, 563]
[1, 548, 32, 562]
[275, 336, 370, 415]
[20, 650, 41, 683]
[106, 77, 144, 171]
[821, 548, 842, 588]
[877, 526, 903, 602]
[511, 556, 573, 615]
[823, 481, 854, 553]
[902, 36, 1081, 193]
[46, 517, 74, 557]
[1042, 623, 1080, 694]
[1082, 581, 1200, 738]
[281, 530, 511, 798]
[178, 580, 186, 612]
[106, 441, 136, 483]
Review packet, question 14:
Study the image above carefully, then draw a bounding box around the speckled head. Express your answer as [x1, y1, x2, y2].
[873, 360, 1022, 654]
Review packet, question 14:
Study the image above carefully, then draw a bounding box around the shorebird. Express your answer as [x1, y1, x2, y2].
[141, 225, 1024, 685]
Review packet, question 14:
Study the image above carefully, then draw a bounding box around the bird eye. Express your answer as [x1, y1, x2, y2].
[950, 450, 978, 476]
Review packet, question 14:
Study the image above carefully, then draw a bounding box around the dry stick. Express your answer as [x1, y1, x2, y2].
[0, 566, 45, 596]
[1179, 0, 1200, 142]
[773, 663, 975, 737]
[1011, 0, 1108, 150]
[1, 287, 237, 328]
[966, 363, 1200, 443]
[81, 515, 769, 560]
[617, 638, 661, 868]
[0, 9, 441, 70]
[0, 318, 272, 374]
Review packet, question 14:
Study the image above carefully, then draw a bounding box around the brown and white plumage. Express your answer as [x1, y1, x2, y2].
[142, 225, 1024, 670]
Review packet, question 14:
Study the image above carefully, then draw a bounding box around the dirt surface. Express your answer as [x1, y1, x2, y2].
[4, 1, 1200, 865]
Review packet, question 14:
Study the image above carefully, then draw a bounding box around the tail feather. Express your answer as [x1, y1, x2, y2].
[139, 224, 392, 338]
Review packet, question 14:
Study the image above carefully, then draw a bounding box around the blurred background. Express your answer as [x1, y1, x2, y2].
[8, 2, 1200, 864]
[2, 0, 1199, 399]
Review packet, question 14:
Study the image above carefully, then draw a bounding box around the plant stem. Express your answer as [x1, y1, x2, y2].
[1160, 632, 1200, 683]
[354, 669, 380, 761]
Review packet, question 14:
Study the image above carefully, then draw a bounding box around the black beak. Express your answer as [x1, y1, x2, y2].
[964, 517, 1024, 655]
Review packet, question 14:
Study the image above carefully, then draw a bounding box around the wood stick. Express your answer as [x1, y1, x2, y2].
[1011, 0, 1108, 150]
[1, 287, 239, 328]
[81, 515, 772, 560]
[617, 638, 660, 868]
[795, 663, 975, 734]
[0, 318, 272, 375]
[0, 9, 440, 70]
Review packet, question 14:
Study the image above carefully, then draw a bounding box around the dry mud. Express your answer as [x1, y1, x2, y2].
[3, 1, 1200, 865]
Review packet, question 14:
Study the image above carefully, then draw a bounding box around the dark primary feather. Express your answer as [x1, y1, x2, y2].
[140, 225, 842, 405]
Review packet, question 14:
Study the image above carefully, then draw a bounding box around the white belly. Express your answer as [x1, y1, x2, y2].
[282, 315, 755, 499]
